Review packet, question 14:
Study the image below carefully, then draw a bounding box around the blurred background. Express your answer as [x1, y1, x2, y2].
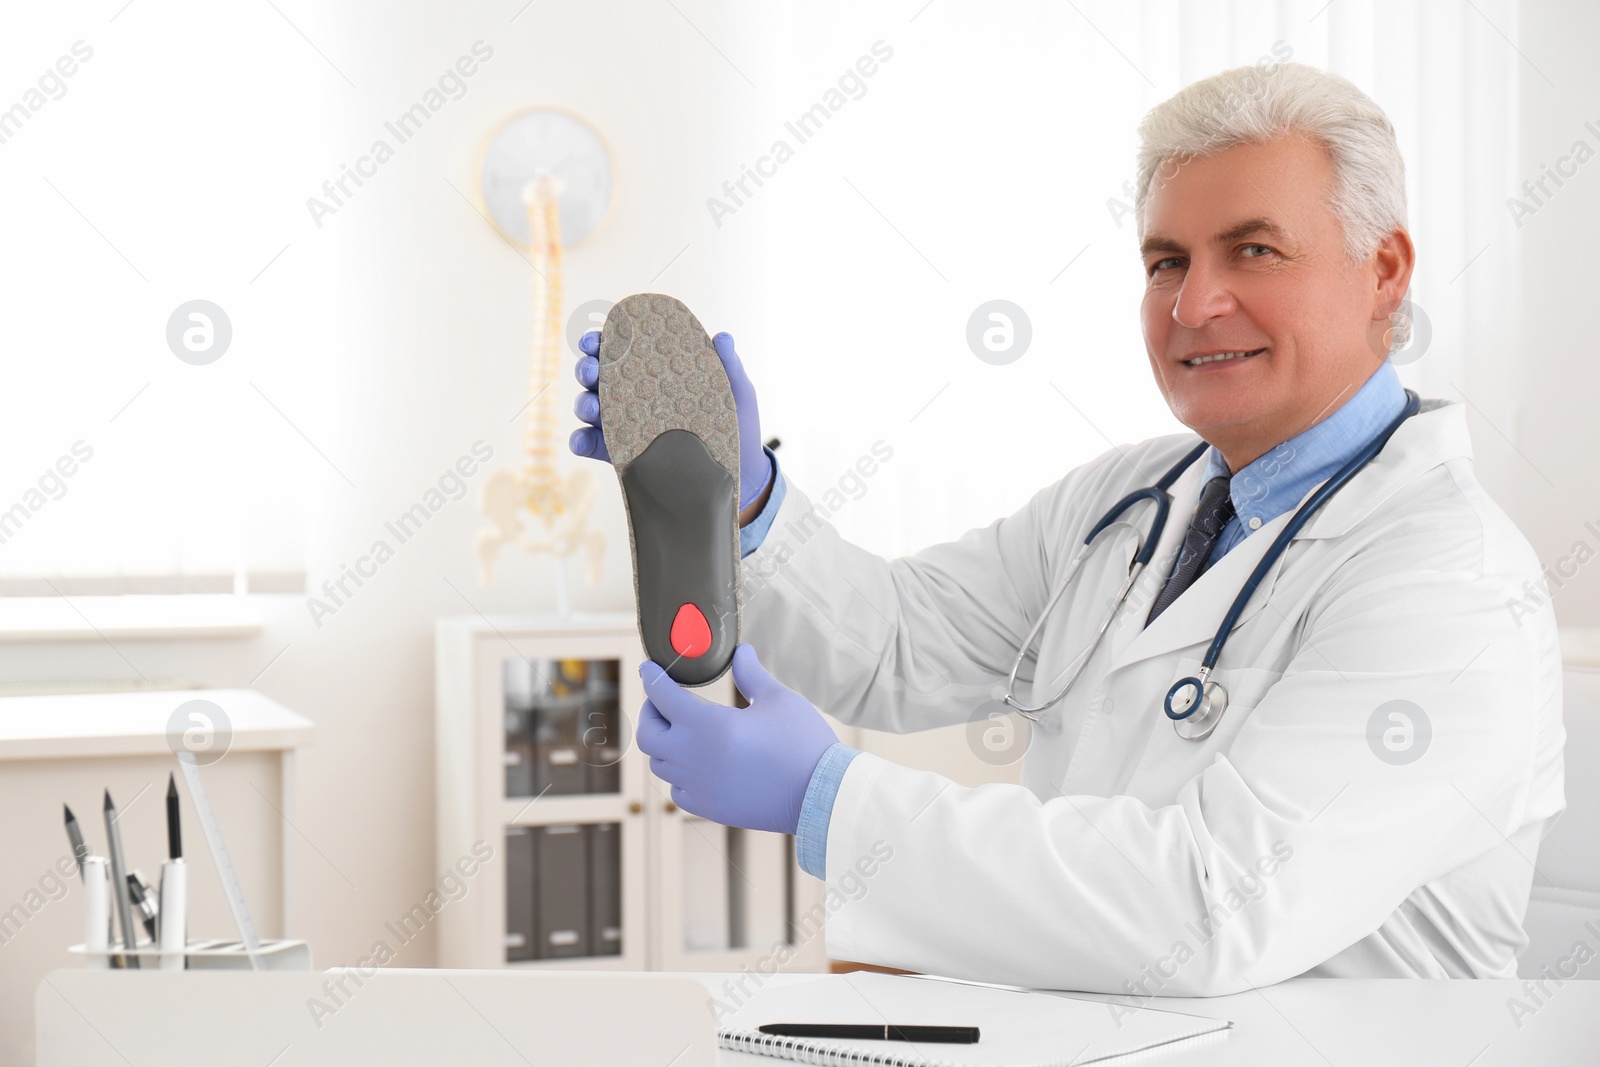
[1, 0, 1597, 1061]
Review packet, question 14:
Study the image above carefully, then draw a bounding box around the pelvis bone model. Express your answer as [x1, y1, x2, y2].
[476, 172, 606, 594]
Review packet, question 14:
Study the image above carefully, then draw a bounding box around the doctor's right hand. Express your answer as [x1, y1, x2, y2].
[569, 328, 773, 515]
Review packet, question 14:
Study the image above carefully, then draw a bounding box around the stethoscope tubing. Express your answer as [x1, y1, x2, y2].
[1004, 389, 1422, 732]
[1004, 441, 1207, 717]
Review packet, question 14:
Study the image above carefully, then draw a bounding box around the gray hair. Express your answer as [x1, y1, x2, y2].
[1134, 61, 1407, 266]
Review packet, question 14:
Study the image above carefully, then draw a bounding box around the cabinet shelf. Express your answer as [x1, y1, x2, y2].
[500, 795, 625, 825]
[435, 613, 828, 973]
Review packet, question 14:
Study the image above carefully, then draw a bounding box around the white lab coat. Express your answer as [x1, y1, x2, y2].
[739, 396, 1565, 996]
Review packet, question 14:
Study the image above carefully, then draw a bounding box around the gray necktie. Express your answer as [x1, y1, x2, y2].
[1145, 474, 1235, 626]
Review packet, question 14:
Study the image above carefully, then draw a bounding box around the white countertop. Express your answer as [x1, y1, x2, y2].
[0, 688, 313, 759]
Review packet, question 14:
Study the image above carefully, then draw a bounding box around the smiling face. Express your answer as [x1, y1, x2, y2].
[1139, 132, 1414, 473]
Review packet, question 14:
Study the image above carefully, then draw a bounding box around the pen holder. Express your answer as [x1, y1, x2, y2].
[68, 938, 312, 971]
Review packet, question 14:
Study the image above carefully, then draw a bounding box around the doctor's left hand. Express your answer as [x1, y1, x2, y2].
[637, 644, 839, 836]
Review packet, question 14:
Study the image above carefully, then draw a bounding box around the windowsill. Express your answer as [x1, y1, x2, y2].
[0, 595, 265, 642]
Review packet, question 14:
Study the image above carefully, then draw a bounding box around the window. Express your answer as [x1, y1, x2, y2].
[0, 3, 346, 597]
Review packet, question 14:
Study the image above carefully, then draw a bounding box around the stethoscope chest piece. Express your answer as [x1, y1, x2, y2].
[1164, 673, 1229, 741]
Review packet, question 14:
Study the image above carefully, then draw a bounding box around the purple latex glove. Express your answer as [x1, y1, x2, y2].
[570, 328, 773, 510]
[636, 643, 839, 835]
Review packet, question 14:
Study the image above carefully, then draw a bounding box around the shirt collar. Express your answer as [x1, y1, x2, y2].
[1200, 360, 1410, 534]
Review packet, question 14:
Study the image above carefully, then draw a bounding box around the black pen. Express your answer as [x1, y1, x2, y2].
[63, 804, 89, 880]
[757, 1024, 979, 1044]
[166, 773, 182, 860]
[159, 772, 188, 971]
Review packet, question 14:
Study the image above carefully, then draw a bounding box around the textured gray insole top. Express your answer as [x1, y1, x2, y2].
[597, 293, 740, 482]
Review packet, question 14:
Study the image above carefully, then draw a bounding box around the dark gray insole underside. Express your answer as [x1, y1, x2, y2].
[620, 430, 738, 686]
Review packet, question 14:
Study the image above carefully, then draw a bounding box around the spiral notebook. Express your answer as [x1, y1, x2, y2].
[717, 971, 1231, 1066]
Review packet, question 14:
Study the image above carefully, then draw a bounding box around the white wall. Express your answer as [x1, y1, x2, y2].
[1505, 0, 1600, 633]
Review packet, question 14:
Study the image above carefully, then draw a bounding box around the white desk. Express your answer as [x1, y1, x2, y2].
[35, 967, 1600, 1066]
[702, 973, 1598, 1067]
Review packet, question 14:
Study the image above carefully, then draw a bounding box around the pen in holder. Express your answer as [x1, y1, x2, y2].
[127, 870, 158, 941]
[82, 857, 111, 970]
[157, 858, 186, 971]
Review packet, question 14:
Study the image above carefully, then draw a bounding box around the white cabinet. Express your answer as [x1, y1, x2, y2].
[434, 613, 828, 973]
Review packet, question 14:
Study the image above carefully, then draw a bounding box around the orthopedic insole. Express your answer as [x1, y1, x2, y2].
[598, 293, 741, 686]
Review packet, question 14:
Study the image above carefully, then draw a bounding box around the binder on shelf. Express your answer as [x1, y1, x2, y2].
[504, 707, 535, 797]
[582, 695, 622, 794]
[505, 827, 535, 963]
[583, 661, 623, 795]
[501, 660, 536, 792]
[588, 822, 622, 956]
[541, 659, 591, 797]
[535, 824, 590, 959]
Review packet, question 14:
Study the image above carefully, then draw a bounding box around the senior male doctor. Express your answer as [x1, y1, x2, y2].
[570, 61, 1565, 996]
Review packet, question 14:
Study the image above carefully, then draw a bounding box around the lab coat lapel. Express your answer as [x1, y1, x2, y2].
[1104, 455, 1287, 676]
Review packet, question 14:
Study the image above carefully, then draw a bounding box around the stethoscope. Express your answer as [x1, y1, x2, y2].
[1002, 388, 1422, 740]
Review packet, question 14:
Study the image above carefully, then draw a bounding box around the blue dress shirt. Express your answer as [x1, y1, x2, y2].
[747, 359, 1408, 879]
[1194, 359, 1408, 569]
[739, 446, 787, 559]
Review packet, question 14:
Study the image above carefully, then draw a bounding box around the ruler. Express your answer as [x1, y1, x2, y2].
[176, 752, 264, 971]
